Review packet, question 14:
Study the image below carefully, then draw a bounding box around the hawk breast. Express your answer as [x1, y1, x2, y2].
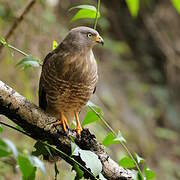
[39, 48, 98, 119]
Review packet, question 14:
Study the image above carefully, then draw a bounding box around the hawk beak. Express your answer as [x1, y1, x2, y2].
[95, 35, 104, 46]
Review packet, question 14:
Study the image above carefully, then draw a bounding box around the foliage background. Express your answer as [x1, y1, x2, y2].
[0, 0, 180, 179]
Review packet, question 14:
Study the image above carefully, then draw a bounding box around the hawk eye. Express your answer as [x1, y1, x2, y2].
[87, 33, 92, 38]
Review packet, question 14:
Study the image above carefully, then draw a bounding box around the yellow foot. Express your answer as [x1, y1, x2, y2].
[75, 112, 82, 135]
[76, 126, 83, 135]
[53, 112, 69, 132]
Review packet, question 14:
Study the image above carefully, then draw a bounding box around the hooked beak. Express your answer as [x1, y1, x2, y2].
[95, 35, 104, 46]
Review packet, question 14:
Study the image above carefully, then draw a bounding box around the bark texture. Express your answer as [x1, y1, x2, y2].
[0, 80, 135, 180]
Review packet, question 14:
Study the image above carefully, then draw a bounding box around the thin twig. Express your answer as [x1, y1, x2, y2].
[93, 0, 101, 29]
[88, 105, 116, 135]
[0, 121, 30, 137]
[0, 0, 36, 53]
[88, 105, 144, 179]
[0, 39, 29, 56]
[121, 142, 144, 179]
[8, 44, 29, 57]
[0, 41, 43, 66]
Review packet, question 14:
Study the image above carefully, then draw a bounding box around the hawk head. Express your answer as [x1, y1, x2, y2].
[64, 26, 104, 48]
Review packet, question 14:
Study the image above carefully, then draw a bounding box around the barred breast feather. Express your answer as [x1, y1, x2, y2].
[39, 42, 98, 121]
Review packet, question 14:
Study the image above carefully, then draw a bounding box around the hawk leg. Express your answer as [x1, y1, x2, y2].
[53, 112, 69, 132]
[75, 112, 82, 135]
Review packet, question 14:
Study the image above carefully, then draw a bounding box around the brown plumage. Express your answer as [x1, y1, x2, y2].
[39, 26, 104, 134]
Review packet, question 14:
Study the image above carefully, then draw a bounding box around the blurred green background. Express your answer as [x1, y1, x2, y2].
[0, 0, 180, 179]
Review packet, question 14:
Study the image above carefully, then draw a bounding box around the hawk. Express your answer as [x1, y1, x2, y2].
[39, 26, 104, 135]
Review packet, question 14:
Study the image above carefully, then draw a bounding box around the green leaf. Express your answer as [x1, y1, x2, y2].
[71, 142, 102, 176]
[0, 139, 11, 157]
[16, 55, 40, 69]
[126, 0, 139, 17]
[171, 0, 180, 14]
[79, 149, 102, 176]
[103, 131, 126, 146]
[119, 156, 136, 169]
[69, 5, 97, 12]
[0, 125, 3, 133]
[0, 139, 17, 158]
[32, 141, 49, 157]
[71, 9, 100, 22]
[72, 163, 84, 180]
[114, 130, 126, 143]
[102, 132, 116, 146]
[3, 139, 18, 158]
[71, 142, 80, 156]
[83, 101, 103, 126]
[145, 167, 155, 180]
[0, 36, 7, 46]
[18, 154, 36, 180]
[134, 153, 144, 164]
[82, 110, 100, 127]
[29, 156, 46, 174]
[137, 172, 144, 180]
[15, 125, 24, 132]
[87, 101, 103, 114]
[32, 141, 59, 161]
[32, 141, 56, 161]
[52, 40, 58, 50]
[99, 173, 107, 180]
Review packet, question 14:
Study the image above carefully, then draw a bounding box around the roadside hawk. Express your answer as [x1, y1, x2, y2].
[39, 26, 104, 135]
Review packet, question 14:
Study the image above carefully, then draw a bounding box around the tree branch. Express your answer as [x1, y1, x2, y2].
[0, 0, 36, 53]
[0, 80, 135, 180]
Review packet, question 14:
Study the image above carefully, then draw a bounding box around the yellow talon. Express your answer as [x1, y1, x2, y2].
[75, 112, 82, 135]
[53, 112, 69, 132]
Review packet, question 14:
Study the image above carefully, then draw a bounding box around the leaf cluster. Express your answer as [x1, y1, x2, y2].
[0, 126, 45, 180]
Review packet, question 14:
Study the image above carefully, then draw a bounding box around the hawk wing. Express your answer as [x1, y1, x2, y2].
[38, 51, 53, 110]
[38, 49, 57, 110]
[38, 77, 47, 110]
[38, 43, 69, 110]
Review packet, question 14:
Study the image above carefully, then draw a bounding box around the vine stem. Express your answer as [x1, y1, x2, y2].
[121, 142, 144, 179]
[88, 105, 116, 136]
[93, 0, 101, 29]
[0, 40, 29, 57]
[8, 44, 29, 57]
[0, 121, 98, 180]
[88, 105, 144, 179]
[0, 121, 30, 136]
[0, 41, 43, 66]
